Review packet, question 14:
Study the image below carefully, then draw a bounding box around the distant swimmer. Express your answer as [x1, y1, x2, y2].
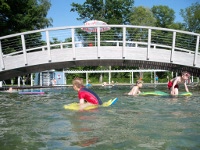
[127, 80, 143, 96]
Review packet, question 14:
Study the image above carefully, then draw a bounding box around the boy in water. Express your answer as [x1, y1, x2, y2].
[72, 77, 102, 110]
[128, 80, 143, 96]
[168, 71, 190, 95]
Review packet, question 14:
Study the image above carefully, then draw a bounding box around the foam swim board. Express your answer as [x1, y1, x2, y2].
[139, 91, 192, 96]
[64, 97, 118, 111]
[139, 91, 169, 96]
[179, 92, 192, 96]
[18, 91, 45, 95]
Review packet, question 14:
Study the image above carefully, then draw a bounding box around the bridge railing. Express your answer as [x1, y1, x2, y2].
[0, 25, 199, 70]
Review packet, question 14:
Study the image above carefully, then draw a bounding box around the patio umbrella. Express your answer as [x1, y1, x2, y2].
[81, 20, 110, 46]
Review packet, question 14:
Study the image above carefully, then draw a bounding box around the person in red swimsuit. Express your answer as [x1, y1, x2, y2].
[72, 77, 102, 110]
[167, 71, 190, 95]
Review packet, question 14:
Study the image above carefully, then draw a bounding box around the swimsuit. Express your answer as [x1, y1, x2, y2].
[167, 81, 179, 90]
[78, 87, 102, 105]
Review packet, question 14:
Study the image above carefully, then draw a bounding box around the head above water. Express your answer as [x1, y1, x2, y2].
[182, 71, 190, 80]
[136, 80, 143, 87]
[72, 77, 84, 89]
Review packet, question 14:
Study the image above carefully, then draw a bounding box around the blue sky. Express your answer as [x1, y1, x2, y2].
[47, 0, 199, 27]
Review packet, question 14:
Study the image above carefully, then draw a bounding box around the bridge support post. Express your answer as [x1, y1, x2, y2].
[86, 72, 88, 85]
[108, 70, 111, 84]
[193, 35, 199, 66]
[18, 76, 21, 87]
[31, 74, 33, 86]
[131, 72, 134, 84]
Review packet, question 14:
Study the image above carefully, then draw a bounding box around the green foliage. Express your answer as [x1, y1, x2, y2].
[70, 0, 134, 24]
[0, 0, 52, 37]
[130, 6, 156, 26]
[180, 2, 200, 33]
[167, 22, 185, 30]
[0, 0, 52, 54]
[151, 5, 175, 28]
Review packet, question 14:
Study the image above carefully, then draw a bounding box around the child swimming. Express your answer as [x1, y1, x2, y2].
[72, 77, 102, 110]
[128, 80, 143, 96]
[168, 71, 190, 95]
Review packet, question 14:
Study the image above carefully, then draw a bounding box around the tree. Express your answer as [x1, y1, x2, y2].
[0, 0, 52, 37]
[130, 6, 156, 26]
[0, 0, 53, 54]
[128, 6, 156, 43]
[151, 5, 175, 28]
[70, 0, 134, 24]
[180, 2, 200, 33]
[167, 22, 185, 30]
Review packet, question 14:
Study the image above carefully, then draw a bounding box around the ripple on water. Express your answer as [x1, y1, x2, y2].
[0, 87, 199, 149]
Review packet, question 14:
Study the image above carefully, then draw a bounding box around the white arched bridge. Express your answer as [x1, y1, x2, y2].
[0, 24, 199, 80]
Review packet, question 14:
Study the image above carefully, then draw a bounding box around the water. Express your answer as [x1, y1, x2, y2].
[0, 85, 200, 150]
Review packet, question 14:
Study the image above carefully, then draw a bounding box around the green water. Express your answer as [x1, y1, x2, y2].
[0, 85, 200, 150]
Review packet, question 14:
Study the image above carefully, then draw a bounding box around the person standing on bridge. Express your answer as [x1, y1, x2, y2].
[167, 71, 190, 95]
[72, 77, 102, 110]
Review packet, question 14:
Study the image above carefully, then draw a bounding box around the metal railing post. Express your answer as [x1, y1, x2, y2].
[45, 31, 52, 62]
[97, 27, 101, 58]
[0, 41, 5, 70]
[193, 35, 199, 66]
[122, 26, 126, 59]
[170, 31, 176, 63]
[71, 28, 76, 60]
[147, 29, 151, 60]
[21, 34, 28, 65]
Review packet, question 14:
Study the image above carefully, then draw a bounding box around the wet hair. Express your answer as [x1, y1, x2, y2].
[72, 77, 84, 88]
[182, 71, 190, 78]
[136, 80, 143, 85]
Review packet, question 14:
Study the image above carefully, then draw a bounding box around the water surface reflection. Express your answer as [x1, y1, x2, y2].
[0, 86, 199, 149]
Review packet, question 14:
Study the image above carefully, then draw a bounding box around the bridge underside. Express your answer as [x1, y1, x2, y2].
[0, 59, 200, 80]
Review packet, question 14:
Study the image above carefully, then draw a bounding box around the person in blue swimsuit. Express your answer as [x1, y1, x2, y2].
[155, 75, 158, 83]
[72, 77, 102, 110]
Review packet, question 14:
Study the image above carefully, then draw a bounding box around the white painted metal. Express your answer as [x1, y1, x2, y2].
[194, 35, 199, 66]
[45, 31, 51, 62]
[0, 41, 4, 70]
[147, 29, 151, 60]
[171, 31, 176, 62]
[21, 35, 28, 65]
[122, 26, 126, 58]
[0, 24, 199, 74]
[64, 69, 167, 73]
